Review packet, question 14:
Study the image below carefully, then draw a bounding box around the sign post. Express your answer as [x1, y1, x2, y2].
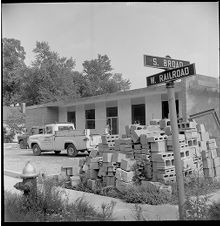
[144, 55, 196, 219]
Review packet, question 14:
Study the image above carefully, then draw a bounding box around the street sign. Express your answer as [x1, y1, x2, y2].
[144, 55, 190, 69]
[146, 63, 196, 87]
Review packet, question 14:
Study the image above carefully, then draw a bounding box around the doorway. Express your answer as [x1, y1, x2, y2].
[162, 100, 179, 119]
[67, 111, 76, 128]
[131, 104, 146, 125]
[106, 107, 118, 134]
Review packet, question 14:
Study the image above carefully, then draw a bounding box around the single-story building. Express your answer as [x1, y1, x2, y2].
[25, 74, 219, 140]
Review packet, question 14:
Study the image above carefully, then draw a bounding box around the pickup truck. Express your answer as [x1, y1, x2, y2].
[27, 123, 102, 157]
[17, 126, 45, 149]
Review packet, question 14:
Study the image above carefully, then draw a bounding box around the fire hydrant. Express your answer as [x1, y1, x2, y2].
[14, 161, 38, 198]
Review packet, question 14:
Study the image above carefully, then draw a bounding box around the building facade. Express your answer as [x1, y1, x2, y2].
[25, 75, 219, 139]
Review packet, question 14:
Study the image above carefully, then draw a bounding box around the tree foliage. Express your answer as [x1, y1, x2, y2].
[82, 54, 131, 96]
[2, 38, 26, 105]
[3, 39, 131, 106]
[29, 41, 79, 104]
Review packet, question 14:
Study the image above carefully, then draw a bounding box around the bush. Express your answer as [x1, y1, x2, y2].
[208, 202, 220, 220]
[4, 177, 115, 222]
[122, 183, 171, 205]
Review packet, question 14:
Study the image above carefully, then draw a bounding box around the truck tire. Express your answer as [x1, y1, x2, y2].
[32, 144, 41, 156]
[67, 144, 78, 157]
[54, 151, 61, 155]
[19, 140, 26, 149]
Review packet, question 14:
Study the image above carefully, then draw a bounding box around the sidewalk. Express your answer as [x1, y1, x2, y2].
[3, 174, 179, 220]
[3, 172, 220, 221]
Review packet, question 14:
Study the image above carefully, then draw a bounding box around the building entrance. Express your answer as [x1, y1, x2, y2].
[132, 104, 146, 125]
[106, 107, 118, 134]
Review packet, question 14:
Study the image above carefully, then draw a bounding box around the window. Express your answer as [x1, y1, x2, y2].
[58, 126, 74, 131]
[85, 109, 95, 129]
[45, 126, 53, 134]
[132, 104, 146, 125]
[106, 107, 118, 134]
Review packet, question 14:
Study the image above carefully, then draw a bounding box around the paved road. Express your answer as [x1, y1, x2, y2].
[3, 143, 88, 175]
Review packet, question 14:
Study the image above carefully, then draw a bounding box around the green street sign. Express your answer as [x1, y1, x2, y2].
[146, 63, 196, 86]
[144, 55, 190, 69]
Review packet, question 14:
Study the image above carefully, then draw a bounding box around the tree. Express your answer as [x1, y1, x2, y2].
[28, 41, 80, 104]
[82, 54, 131, 96]
[2, 38, 26, 105]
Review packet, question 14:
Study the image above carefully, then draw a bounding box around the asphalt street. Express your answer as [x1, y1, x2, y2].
[3, 143, 88, 176]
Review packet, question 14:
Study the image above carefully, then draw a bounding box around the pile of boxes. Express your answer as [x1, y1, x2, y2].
[59, 119, 219, 193]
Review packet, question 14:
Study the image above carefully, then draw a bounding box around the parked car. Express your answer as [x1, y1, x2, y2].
[27, 123, 102, 157]
[17, 126, 45, 149]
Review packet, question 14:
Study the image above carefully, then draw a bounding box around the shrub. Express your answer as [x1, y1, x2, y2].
[122, 183, 171, 205]
[4, 177, 115, 222]
[183, 195, 210, 220]
[207, 202, 220, 220]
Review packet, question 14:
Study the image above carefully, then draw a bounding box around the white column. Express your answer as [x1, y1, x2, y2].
[58, 107, 67, 122]
[76, 105, 85, 131]
[95, 102, 106, 134]
[118, 98, 131, 137]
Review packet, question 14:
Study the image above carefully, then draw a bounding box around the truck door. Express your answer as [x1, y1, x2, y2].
[41, 126, 54, 150]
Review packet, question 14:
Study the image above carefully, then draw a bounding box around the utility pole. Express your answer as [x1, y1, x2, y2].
[144, 54, 196, 220]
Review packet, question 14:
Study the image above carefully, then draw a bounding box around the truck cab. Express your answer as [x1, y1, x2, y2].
[17, 126, 45, 149]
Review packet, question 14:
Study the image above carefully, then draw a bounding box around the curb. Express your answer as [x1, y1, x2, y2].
[4, 170, 21, 179]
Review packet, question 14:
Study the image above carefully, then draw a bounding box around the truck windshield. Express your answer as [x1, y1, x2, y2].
[58, 126, 74, 131]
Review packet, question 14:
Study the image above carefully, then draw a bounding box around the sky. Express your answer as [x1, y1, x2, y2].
[2, 2, 219, 89]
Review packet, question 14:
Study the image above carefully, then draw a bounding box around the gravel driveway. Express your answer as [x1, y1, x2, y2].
[3, 143, 88, 175]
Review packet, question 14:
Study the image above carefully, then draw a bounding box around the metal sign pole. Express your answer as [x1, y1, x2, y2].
[166, 81, 185, 219]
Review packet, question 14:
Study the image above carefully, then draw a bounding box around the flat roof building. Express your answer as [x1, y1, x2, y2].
[25, 74, 219, 143]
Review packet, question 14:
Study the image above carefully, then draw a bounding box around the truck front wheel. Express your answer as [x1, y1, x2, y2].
[32, 144, 41, 156]
[67, 144, 78, 157]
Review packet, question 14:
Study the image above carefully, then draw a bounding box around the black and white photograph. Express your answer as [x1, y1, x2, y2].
[2, 2, 220, 222]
